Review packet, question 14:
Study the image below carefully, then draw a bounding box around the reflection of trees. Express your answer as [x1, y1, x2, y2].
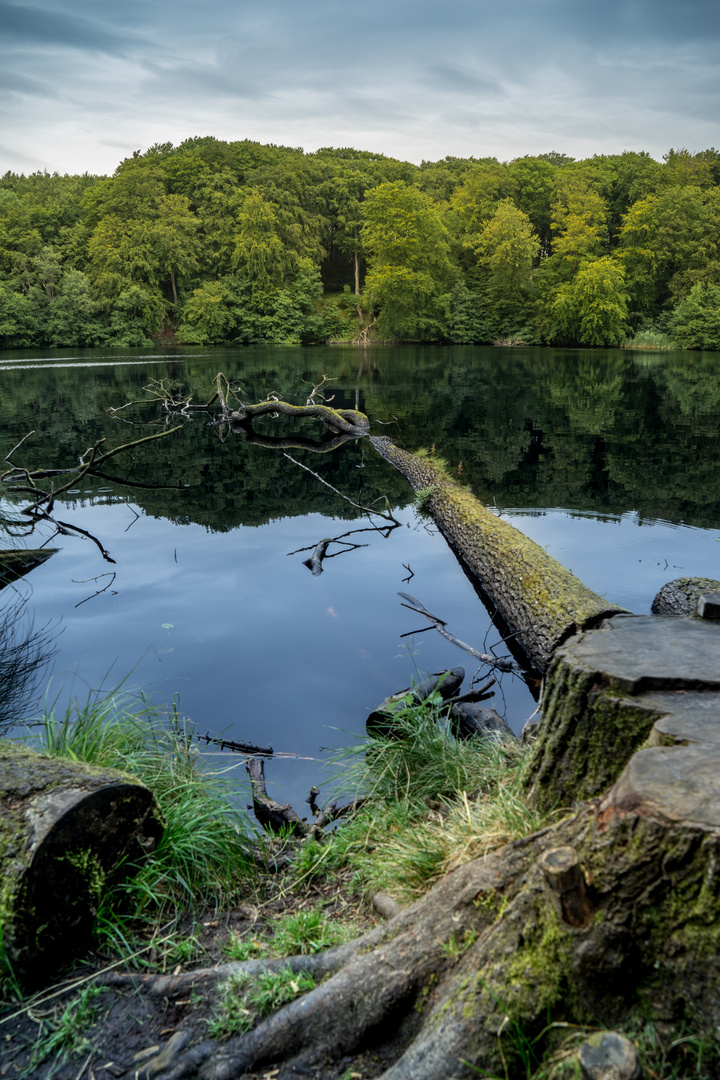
[0, 592, 59, 734]
[658, 353, 720, 417]
[1, 344, 720, 531]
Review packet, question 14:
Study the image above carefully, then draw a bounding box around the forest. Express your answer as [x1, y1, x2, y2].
[1, 139, 720, 350]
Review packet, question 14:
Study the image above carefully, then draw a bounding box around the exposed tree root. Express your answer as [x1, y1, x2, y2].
[119, 794, 720, 1080]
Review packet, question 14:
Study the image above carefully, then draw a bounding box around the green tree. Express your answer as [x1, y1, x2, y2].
[545, 257, 629, 346]
[668, 282, 720, 350]
[550, 179, 609, 274]
[471, 199, 539, 334]
[362, 181, 456, 339]
[619, 184, 720, 315]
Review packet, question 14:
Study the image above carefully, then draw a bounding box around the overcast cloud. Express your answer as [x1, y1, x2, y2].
[1, 0, 718, 175]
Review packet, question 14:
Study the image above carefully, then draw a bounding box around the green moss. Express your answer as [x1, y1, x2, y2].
[64, 849, 107, 902]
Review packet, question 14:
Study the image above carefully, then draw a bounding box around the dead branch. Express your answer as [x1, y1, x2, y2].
[195, 733, 274, 756]
[231, 398, 369, 436]
[284, 453, 399, 525]
[398, 592, 518, 673]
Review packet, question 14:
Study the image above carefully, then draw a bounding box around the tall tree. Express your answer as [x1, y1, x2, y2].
[362, 181, 456, 339]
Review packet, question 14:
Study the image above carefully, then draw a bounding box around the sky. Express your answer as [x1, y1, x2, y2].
[1, 0, 719, 176]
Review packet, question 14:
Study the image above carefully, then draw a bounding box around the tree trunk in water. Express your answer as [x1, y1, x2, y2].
[0, 741, 163, 987]
[370, 437, 627, 671]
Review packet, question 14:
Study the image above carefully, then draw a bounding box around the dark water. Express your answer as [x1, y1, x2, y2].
[1, 344, 719, 810]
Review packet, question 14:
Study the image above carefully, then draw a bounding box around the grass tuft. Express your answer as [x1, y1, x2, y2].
[209, 967, 316, 1040]
[294, 691, 546, 900]
[27, 683, 255, 954]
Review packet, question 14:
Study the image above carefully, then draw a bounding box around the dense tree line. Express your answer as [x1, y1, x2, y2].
[1, 139, 720, 349]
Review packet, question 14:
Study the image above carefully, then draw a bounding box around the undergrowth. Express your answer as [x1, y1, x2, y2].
[209, 967, 316, 1040]
[293, 691, 545, 900]
[29, 684, 255, 955]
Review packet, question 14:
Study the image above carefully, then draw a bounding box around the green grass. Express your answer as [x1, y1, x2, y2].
[622, 329, 674, 350]
[209, 966, 316, 1040]
[293, 692, 546, 900]
[23, 984, 104, 1077]
[26, 683, 255, 954]
[484, 1018, 720, 1080]
[223, 910, 352, 963]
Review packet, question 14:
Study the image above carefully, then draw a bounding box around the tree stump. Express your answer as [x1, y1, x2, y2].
[526, 614, 720, 812]
[0, 740, 163, 987]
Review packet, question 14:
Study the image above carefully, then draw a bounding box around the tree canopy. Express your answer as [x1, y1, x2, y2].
[1, 141, 719, 349]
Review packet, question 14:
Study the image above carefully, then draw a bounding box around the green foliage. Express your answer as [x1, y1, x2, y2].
[668, 282, 720, 349]
[209, 966, 315, 1040]
[24, 984, 104, 1075]
[272, 910, 350, 955]
[362, 181, 456, 339]
[2, 140, 720, 347]
[543, 257, 629, 346]
[31, 685, 255, 948]
[470, 199, 540, 335]
[294, 693, 542, 901]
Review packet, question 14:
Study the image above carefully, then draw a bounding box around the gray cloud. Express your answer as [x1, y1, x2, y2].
[1, 0, 719, 175]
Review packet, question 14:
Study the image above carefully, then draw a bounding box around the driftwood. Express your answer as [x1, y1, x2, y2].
[366, 668, 465, 737]
[449, 701, 515, 741]
[0, 740, 163, 988]
[246, 757, 309, 837]
[231, 399, 369, 436]
[245, 757, 365, 840]
[371, 437, 628, 671]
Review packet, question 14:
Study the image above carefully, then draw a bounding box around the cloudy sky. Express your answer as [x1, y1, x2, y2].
[1, 0, 719, 175]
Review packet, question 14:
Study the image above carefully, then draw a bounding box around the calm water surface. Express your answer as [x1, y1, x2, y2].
[1, 344, 719, 810]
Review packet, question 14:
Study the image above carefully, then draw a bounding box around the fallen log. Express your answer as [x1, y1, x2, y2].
[371, 437, 628, 671]
[231, 399, 369, 436]
[0, 740, 163, 988]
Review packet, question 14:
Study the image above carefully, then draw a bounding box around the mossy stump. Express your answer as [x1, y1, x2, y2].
[0, 740, 163, 987]
[526, 613, 720, 813]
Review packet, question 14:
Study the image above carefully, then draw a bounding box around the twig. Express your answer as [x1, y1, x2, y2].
[196, 732, 273, 756]
[398, 592, 517, 672]
[283, 454, 399, 524]
[72, 572, 117, 608]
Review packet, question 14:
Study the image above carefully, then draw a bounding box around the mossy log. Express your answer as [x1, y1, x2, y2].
[135, 765, 720, 1080]
[0, 740, 163, 987]
[0, 548, 57, 590]
[651, 575, 720, 615]
[230, 400, 369, 436]
[371, 437, 627, 671]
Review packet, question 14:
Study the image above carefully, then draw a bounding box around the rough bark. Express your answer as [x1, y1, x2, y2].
[525, 614, 720, 812]
[135, 778, 720, 1080]
[651, 575, 720, 616]
[230, 400, 369, 436]
[371, 437, 627, 671]
[0, 740, 163, 987]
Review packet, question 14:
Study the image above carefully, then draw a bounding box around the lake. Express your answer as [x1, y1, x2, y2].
[1, 343, 719, 812]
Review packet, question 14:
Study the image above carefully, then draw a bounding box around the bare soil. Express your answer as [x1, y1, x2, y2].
[2, 871, 387, 1080]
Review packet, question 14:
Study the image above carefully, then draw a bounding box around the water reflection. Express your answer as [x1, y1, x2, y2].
[0, 344, 719, 810]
